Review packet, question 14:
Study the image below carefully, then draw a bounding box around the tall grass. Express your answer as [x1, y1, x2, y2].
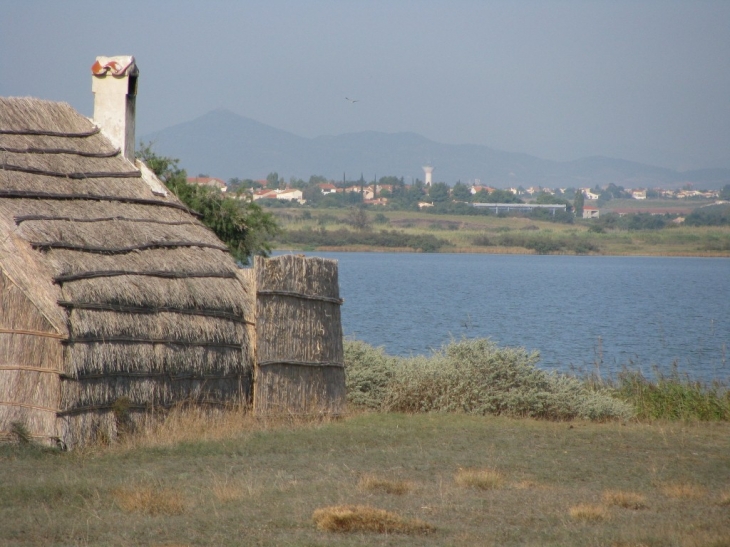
[612, 367, 730, 421]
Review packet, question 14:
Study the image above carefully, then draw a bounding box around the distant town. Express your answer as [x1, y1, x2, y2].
[186, 172, 729, 222]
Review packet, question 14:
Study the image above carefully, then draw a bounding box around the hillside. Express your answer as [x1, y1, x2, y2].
[142, 109, 730, 189]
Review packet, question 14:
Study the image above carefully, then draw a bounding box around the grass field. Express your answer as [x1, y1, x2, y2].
[2, 410, 729, 546]
[270, 205, 730, 256]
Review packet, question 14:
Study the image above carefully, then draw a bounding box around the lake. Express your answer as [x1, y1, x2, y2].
[275, 252, 730, 382]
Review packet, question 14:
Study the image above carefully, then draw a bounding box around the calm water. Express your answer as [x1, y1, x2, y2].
[276, 252, 730, 382]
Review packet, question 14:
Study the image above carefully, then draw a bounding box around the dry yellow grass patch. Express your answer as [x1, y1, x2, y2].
[112, 485, 187, 515]
[358, 475, 412, 495]
[602, 490, 648, 510]
[210, 481, 245, 503]
[207, 472, 262, 503]
[659, 482, 707, 499]
[312, 505, 434, 534]
[568, 503, 610, 522]
[454, 468, 504, 490]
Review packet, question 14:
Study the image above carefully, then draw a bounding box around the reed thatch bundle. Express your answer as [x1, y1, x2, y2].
[0, 97, 254, 448]
[254, 255, 345, 416]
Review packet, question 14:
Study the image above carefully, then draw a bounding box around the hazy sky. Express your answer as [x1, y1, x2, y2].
[2, 1, 729, 170]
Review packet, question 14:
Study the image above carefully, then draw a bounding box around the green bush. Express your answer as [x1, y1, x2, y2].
[345, 338, 634, 421]
[472, 233, 598, 254]
[344, 340, 399, 409]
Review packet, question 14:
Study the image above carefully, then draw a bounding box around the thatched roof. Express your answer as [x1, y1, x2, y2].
[0, 97, 253, 442]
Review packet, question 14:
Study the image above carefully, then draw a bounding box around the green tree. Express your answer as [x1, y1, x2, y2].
[720, 184, 730, 201]
[473, 189, 523, 204]
[472, 189, 492, 203]
[308, 175, 329, 185]
[348, 206, 372, 231]
[429, 182, 450, 203]
[574, 190, 585, 218]
[266, 172, 281, 189]
[302, 184, 324, 205]
[452, 181, 472, 202]
[535, 192, 569, 206]
[137, 143, 279, 264]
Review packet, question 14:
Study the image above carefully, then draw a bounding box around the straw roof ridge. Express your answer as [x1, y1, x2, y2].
[0, 188, 201, 217]
[30, 240, 229, 254]
[57, 300, 250, 324]
[0, 145, 120, 158]
[64, 343, 246, 377]
[60, 276, 250, 317]
[0, 162, 141, 180]
[0, 97, 99, 134]
[46, 246, 239, 277]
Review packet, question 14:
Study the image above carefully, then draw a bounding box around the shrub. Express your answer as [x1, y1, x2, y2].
[473, 233, 598, 254]
[344, 340, 399, 409]
[278, 228, 448, 252]
[345, 338, 634, 421]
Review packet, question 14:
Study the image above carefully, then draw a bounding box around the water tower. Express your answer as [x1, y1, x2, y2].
[422, 165, 434, 186]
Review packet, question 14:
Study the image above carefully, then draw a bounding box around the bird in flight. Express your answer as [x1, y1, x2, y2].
[345, 97, 360, 103]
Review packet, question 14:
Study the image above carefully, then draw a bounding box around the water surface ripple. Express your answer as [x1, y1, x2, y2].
[277, 252, 729, 382]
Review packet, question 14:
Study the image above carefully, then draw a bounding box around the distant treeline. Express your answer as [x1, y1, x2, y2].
[472, 232, 599, 255]
[277, 228, 449, 252]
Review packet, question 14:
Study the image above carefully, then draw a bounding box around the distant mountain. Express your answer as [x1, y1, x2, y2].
[141, 109, 730, 189]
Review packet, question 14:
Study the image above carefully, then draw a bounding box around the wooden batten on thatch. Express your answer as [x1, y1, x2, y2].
[0, 96, 254, 448]
[254, 255, 346, 416]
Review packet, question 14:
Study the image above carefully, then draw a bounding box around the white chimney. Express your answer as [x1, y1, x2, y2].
[91, 55, 138, 162]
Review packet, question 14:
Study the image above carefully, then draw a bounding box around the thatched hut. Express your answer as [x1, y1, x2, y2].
[0, 56, 254, 448]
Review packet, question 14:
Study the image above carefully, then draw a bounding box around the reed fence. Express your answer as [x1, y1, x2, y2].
[253, 254, 346, 416]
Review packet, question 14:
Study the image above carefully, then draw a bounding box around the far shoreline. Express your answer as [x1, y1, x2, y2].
[273, 245, 730, 258]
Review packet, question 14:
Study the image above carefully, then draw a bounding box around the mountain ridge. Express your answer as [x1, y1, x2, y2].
[141, 109, 730, 189]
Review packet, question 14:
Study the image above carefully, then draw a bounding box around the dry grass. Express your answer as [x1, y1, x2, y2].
[209, 474, 261, 503]
[454, 467, 504, 490]
[568, 503, 610, 522]
[511, 479, 545, 490]
[659, 482, 707, 499]
[358, 474, 412, 495]
[602, 490, 648, 510]
[111, 404, 336, 452]
[717, 491, 730, 506]
[3, 413, 730, 546]
[312, 504, 434, 534]
[115, 404, 254, 449]
[112, 484, 188, 515]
